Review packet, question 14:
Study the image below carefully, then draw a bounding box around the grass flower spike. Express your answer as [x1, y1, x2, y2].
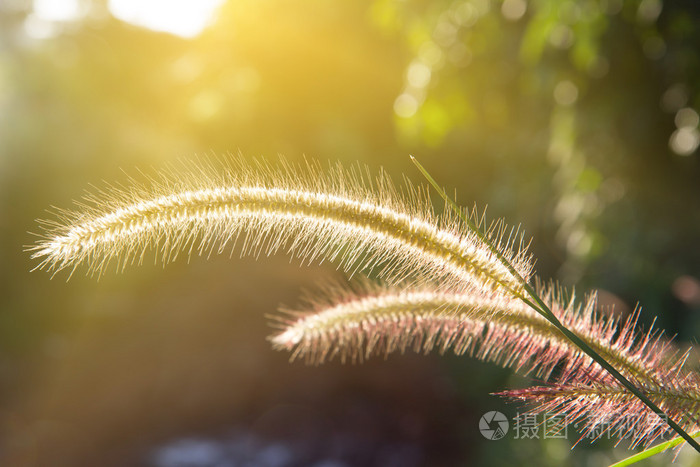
[498, 378, 700, 448]
[270, 284, 678, 384]
[30, 157, 532, 298]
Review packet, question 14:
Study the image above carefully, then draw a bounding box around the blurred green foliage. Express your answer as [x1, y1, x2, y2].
[1, 0, 700, 465]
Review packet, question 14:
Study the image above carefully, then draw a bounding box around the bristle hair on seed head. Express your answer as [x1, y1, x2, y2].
[29, 155, 533, 296]
[270, 282, 682, 381]
[498, 379, 700, 448]
[269, 281, 537, 365]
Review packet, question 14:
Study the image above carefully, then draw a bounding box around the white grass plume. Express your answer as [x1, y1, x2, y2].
[29, 156, 533, 296]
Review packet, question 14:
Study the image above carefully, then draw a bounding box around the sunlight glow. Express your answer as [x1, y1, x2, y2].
[28, 0, 83, 38]
[108, 0, 225, 38]
[33, 0, 82, 21]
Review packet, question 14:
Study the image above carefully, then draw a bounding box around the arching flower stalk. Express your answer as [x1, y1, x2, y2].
[29, 157, 532, 298]
[270, 282, 700, 447]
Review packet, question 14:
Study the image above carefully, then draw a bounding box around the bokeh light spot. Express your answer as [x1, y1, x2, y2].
[448, 43, 472, 67]
[108, 0, 225, 38]
[189, 90, 223, 122]
[394, 93, 419, 118]
[674, 107, 699, 129]
[672, 276, 700, 306]
[33, 0, 82, 22]
[661, 84, 689, 112]
[669, 127, 700, 156]
[407, 62, 432, 89]
[567, 228, 593, 257]
[553, 80, 578, 106]
[23, 15, 56, 39]
[471, 0, 492, 16]
[549, 24, 574, 49]
[170, 55, 202, 83]
[501, 0, 527, 21]
[418, 41, 444, 69]
[454, 3, 478, 27]
[637, 0, 662, 24]
[433, 18, 458, 47]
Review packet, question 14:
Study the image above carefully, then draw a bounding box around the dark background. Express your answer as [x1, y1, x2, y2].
[1, 0, 700, 465]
